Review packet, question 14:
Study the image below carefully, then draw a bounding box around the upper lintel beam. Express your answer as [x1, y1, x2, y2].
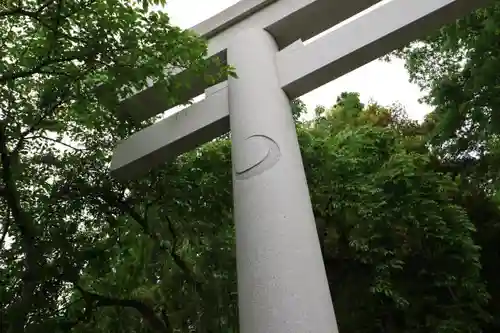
[192, 0, 279, 39]
[200, 0, 381, 53]
[277, 0, 492, 100]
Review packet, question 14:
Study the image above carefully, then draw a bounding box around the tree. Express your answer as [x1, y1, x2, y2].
[300, 93, 491, 333]
[0, 1, 228, 332]
[396, 1, 500, 329]
[394, 0, 500, 172]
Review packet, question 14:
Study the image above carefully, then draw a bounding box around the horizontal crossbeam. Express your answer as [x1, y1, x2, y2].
[111, 81, 229, 179]
[278, 0, 490, 98]
[111, 0, 491, 179]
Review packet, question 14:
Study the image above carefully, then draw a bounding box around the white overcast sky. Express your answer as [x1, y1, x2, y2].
[162, 0, 430, 121]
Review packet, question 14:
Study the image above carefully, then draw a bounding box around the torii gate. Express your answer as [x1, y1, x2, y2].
[102, 0, 490, 332]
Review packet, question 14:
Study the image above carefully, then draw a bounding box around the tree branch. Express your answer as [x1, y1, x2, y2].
[12, 91, 71, 155]
[108, 192, 204, 291]
[0, 215, 11, 248]
[74, 285, 171, 333]
[46, 0, 64, 57]
[26, 135, 86, 151]
[60, 180, 205, 296]
[0, 119, 37, 255]
[0, 24, 14, 51]
[164, 213, 204, 292]
[0, 49, 97, 83]
[61, 0, 99, 20]
[13, 56, 102, 154]
[0, 7, 31, 19]
[101, 186, 204, 291]
[100, 190, 152, 234]
[1, 4, 85, 44]
[36, 0, 58, 14]
[0, 120, 40, 332]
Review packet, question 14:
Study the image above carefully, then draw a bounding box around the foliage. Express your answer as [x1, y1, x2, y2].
[301, 93, 490, 333]
[396, 2, 500, 329]
[0, 0, 228, 332]
[395, 0, 500, 167]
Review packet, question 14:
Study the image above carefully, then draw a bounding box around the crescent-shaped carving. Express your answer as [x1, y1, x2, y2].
[234, 135, 281, 180]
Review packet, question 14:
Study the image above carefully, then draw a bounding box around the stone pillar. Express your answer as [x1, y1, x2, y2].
[228, 28, 339, 333]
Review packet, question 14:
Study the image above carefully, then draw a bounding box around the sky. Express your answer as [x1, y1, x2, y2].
[162, 0, 431, 121]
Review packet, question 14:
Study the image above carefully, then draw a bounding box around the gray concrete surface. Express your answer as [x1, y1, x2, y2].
[110, 81, 229, 180]
[277, 0, 492, 99]
[228, 28, 338, 333]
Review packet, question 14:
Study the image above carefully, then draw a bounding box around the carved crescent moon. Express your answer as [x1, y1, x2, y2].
[234, 135, 281, 180]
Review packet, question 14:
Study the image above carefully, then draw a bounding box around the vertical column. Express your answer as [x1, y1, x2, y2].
[228, 28, 339, 333]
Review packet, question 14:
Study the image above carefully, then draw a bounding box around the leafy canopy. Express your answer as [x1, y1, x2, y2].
[0, 0, 228, 332]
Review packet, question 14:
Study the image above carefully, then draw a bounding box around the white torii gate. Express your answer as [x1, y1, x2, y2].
[103, 0, 490, 332]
